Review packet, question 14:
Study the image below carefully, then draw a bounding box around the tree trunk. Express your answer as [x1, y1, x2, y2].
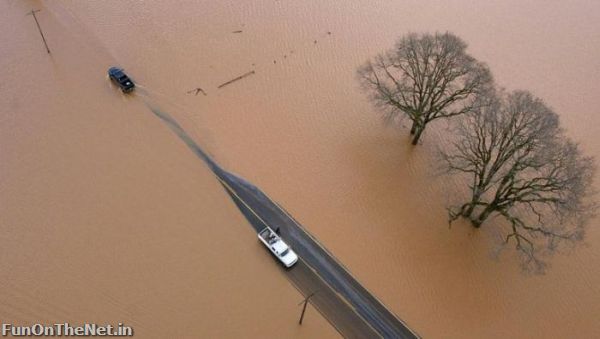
[463, 202, 476, 218]
[410, 120, 417, 135]
[411, 126, 424, 145]
[463, 190, 483, 218]
[471, 206, 495, 228]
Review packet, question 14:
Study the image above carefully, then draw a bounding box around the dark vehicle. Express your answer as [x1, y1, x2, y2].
[108, 67, 135, 93]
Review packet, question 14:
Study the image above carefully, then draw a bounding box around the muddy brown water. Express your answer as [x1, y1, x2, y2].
[2, 0, 599, 338]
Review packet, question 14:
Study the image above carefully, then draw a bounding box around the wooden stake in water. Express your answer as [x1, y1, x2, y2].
[28, 9, 50, 54]
[298, 292, 315, 325]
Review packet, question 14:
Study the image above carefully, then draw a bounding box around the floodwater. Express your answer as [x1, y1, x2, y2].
[2, 0, 599, 338]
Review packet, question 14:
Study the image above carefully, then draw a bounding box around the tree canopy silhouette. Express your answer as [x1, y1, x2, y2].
[443, 90, 596, 272]
[358, 32, 492, 145]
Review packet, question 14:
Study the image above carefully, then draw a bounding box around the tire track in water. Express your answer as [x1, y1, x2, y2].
[142, 100, 219, 174]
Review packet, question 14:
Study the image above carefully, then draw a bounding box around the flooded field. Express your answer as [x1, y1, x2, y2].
[2, 0, 599, 337]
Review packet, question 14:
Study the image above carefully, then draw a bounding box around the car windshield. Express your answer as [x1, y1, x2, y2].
[118, 75, 128, 81]
[280, 249, 289, 256]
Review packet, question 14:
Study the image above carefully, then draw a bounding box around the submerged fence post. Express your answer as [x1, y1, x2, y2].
[298, 292, 315, 325]
[28, 9, 51, 54]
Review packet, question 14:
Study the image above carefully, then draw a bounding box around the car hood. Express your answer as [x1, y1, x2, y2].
[281, 250, 298, 266]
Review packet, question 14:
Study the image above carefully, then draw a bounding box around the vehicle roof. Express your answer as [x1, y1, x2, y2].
[108, 67, 125, 75]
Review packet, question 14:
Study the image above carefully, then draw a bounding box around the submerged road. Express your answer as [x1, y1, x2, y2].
[147, 103, 420, 338]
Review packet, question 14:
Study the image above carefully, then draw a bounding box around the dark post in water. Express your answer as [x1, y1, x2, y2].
[298, 292, 315, 325]
[28, 9, 50, 54]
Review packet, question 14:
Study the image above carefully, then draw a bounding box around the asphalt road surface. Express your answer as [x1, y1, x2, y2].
[148, 104, 420, 338]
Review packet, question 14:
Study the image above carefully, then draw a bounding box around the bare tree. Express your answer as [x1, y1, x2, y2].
[358, 32, 492, 145]
[443, 90, 596, 271]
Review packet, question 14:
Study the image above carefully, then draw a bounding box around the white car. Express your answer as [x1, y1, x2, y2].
[258, 227, 298, 268]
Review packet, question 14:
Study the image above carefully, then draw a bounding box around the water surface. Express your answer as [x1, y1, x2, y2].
[3, 0, 600, 337]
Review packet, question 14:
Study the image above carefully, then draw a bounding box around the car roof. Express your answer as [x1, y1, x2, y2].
[108, 67, 125, 75]
[272, 240, 288, 254]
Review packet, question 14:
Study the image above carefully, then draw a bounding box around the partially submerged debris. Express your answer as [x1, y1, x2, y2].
[187, 87, 207, 96]
[217, 70, 256, 89]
